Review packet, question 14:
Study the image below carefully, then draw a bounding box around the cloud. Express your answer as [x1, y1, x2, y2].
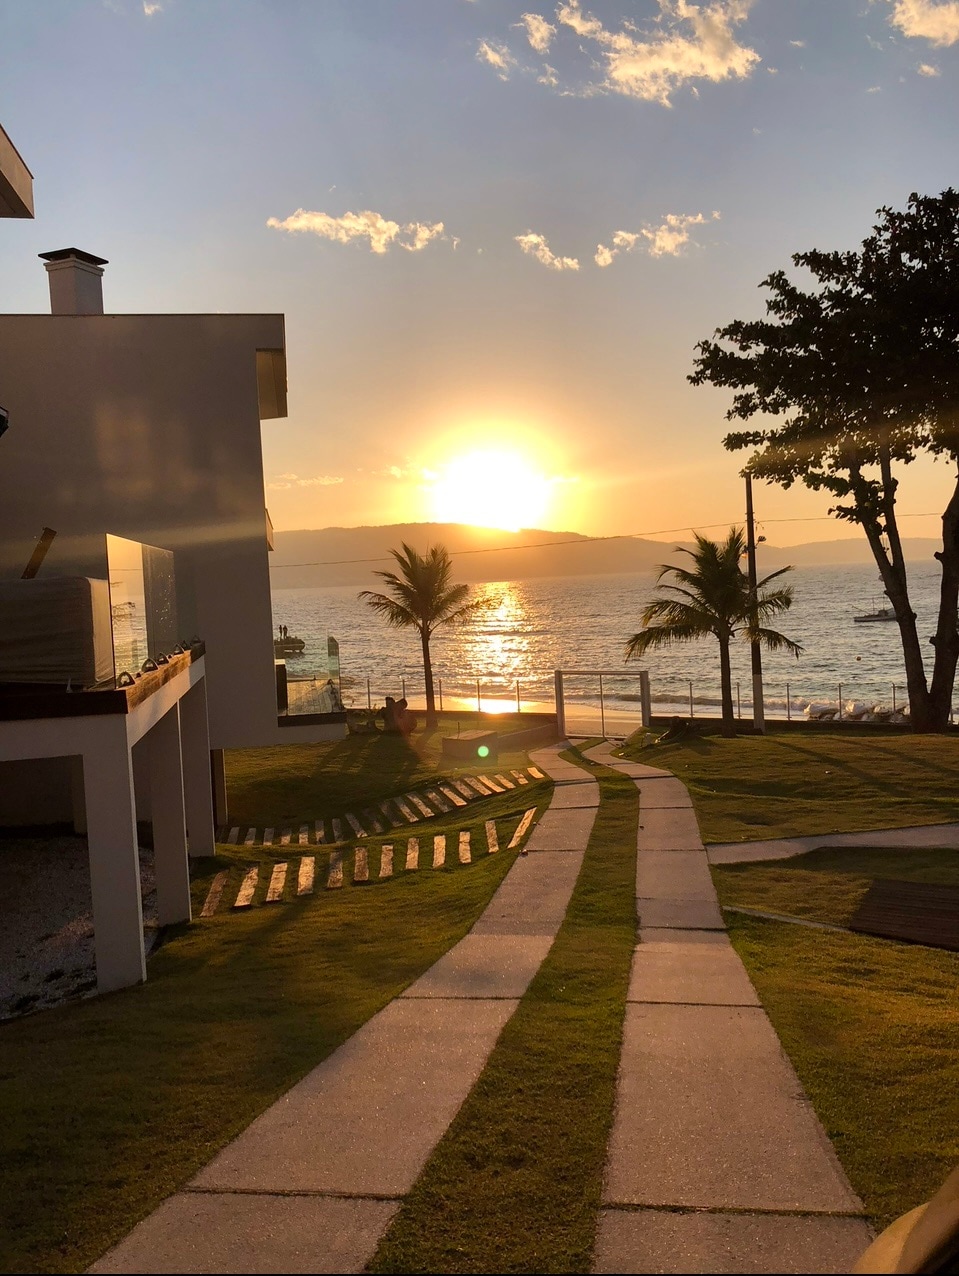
[867, 83, 882, 91]
[918, 59, 942, 71]
[518, 12, 556, 52]
[515, 231, 580, 270]
[142, 1, 162, 12]
[477, 38, 517, 79]
[553, 0, 761, 106]
[267, 209, 445, 254]
[789, 38, 806, 47]
[887, 0, 959, 45]
[268, 473, 344, 490]
[595, 211, 720, 265]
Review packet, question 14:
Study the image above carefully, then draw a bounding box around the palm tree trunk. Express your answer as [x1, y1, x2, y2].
[718, 633, 736, 737]
[421, 627, 437, 728]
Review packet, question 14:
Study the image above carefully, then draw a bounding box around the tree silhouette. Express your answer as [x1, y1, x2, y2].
[625, 528, 802, 737]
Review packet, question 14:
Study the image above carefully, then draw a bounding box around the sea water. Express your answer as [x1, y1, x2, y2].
[271, 564, 947, 721]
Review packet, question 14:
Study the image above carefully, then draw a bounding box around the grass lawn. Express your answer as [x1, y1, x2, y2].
[0, 730, 548, 1274]
[622, 728, 959, 843]
[712, 843, 959, 1231]
[371, 743, 639, 1274]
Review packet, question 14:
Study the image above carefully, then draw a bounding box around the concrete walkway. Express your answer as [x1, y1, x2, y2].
[708, 821, 959, 864]
[585, 742, 873, 1275]
[91, 745, 598, 1275]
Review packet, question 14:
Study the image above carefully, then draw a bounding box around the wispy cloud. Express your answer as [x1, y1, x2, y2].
[477, 38, 517, 79]
[268, 473, 344, 491]
[918, 59, 942, 71]
[517, 12, 556, 53]
[515, 231, 580, 270]
[142, 0, 162, 13]
[553, 0, 760, 106]
[267, 209, 445, 254]
[789, 38, 806, 47]
[596, 211, 721, 265]
[887, 0, 959, 44]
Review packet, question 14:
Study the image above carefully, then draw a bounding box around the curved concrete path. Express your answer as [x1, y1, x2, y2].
[708, 821, 959, 865]
[91, 745, 598, 1274]
[585, 742, 873, 1275]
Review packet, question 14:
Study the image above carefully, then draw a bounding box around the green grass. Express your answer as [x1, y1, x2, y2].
[370, 743, 639, 1274]
[713, 845, 959, 1231]
[0, 734, 547, 1274]
[622, 729, 959, 843]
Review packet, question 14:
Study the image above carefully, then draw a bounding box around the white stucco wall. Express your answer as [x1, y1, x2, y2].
[0, 313, 344, 750]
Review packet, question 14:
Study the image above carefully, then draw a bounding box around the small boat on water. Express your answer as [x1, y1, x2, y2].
[854, 606, 896, 623]
[274, 636, 306, 655]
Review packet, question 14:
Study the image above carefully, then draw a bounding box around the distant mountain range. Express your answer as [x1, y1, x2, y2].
[268, 523, 943, 590]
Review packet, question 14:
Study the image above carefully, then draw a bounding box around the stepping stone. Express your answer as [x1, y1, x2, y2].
[200, 871, 228, 917]
[494, 774, 515, 789]
[528, 766, 546, 780]
[327, 850, 343, 889]
[280, 829, 292, 846]
[298, 824, 309, 846]
[266, 862, 288, 903]
[227, 826, 240, 844]
[354, 847, 369, 883]
[511, 770, 529, 785]
[408, 794, 434, 819]
[234, 866, 258, 909]
[479, 775, 504, 793]
[450, 779, 477, 801]
[393, 797, 418, 823]
[345, 813, 367, 839]
[433, 835, 446, 868]
[379, 801, 401, 827]
[508, 808, 537, 849]
[406, 838, 419, 870]
[332, 818, 346, 842]
[462, 777, 492, 796]
[628, 937, 760, 1007]
[636, 851, 717, 902]
[361, 809, 384, 834]
[486, 820, 499, 854]
[439, 783, 467, 808]
[458, 830, 471, 864]
[379, 846, 393, 879]
[314, 821, 326, 844]
[425, 788, 451, 813]
[297, 857, 315, 896]
[262, 827, 274, 846]
[243, 828, 257, 847]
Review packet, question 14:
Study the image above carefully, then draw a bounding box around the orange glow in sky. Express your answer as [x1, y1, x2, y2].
[428, 450, 552, 531]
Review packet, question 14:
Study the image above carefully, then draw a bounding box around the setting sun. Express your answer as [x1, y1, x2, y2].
[428, 450, 552, 531]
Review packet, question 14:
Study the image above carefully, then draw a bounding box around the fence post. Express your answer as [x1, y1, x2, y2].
[786, 683, 791, 722]
[516, 680, 521, 713]
[554, 670, 566, 739]
[366, 678, 372, 711]
[639, 670, 651, 729]
[476, 679, 481, 712]
[838, 683, 842, 721]
[599, 673, 606, 738]
[736, 681, 741, 720]
[439, 678, 444, 711]
[688, 681, 694, 718]
[892, 684, 896, 713]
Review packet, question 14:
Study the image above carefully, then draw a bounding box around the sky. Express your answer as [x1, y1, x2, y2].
[3, 0, 959, 546]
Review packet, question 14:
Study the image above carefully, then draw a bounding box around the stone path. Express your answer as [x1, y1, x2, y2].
[216, 768, 546, 849]
[91, 746, 598, 1275]
[585, 742, 873, 1276]
[708, 821, 959, 865]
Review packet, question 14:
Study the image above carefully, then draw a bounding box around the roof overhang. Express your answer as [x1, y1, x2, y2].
[0, 124, 34, 219]
[256, 348, 288, 420]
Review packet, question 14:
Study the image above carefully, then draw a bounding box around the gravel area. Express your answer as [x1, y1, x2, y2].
[0, 836, 157, 1021]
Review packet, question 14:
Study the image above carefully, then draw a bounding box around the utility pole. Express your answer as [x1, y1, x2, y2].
[744, 473, 766, 733]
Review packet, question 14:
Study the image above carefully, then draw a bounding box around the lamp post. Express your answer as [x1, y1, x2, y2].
[745, 472, 766, 733]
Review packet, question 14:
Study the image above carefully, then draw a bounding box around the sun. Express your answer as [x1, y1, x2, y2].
[428, 450, 552, 531]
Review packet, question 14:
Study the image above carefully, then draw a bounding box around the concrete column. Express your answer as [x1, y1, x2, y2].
[70, 754, 87, 834]
[179, 680, 217, 857]
[149, 706, 192, 926]
[82, 722, 146, 993]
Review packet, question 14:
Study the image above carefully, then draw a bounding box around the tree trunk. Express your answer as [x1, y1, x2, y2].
[928, 466, 959, 732]
[718, 633, 736, 737]
[421, 627, 437, 729]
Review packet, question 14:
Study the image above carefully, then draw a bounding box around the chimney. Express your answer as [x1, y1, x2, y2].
[38, 247, 108, 315]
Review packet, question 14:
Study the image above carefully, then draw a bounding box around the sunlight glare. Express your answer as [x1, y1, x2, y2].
[429, 450, 551, 531]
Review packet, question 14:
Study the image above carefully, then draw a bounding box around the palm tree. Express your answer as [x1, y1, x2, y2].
[625, 527, 802, 737]
[359, 543, 490, 729]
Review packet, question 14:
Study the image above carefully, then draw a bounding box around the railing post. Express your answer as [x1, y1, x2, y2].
[838, 683, 842, 721]
[516, 679, 521, 713]
[599, 673, 606, 738]
[688, 680, 694, 718]
[639, 670, 651, 729]
[439, 678, 444, 711]
[554, 670, 566, 739]
[786, 683, 791, 722]
[736, 680, 741, 720]
[367, 677, 372, 711]
[401, 676, 406, 699]
[892, 684, 896, 713]
[476, 679, 481, 713]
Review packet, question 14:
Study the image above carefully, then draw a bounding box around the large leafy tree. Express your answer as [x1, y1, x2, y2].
[625, 528, 801, 737]
[690, 189, 959, 732]
[359, 543, 489, 729]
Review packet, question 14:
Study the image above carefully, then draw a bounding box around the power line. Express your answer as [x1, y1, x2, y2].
[267, 512, 942, 570]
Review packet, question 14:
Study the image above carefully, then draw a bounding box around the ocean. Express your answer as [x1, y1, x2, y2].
[271, 563, 947, 726]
